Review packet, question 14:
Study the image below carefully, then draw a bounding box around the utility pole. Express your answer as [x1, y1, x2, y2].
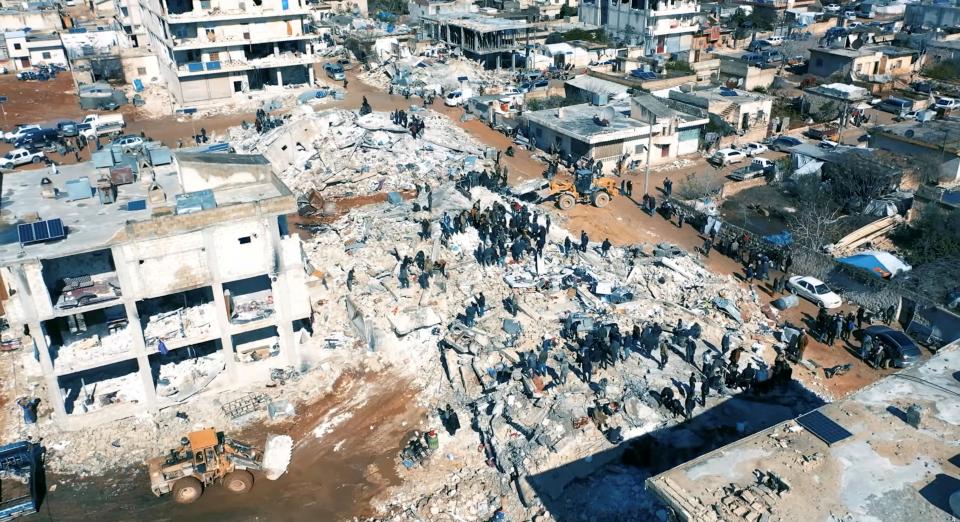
[643, 111, 654, 195]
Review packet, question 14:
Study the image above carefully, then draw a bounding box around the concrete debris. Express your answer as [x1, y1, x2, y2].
[228, 108, 487, 197]
[143, 303, 217, 347]
[359, 56, 516, 95]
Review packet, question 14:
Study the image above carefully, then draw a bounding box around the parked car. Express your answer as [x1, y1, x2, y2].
[710, 148, 746, 166]
[112, 135, 145, 153]
[323, 63, 345, 81]
[935, 97, 960, 110]
[742, 142, 768, 156]
[877, 97, 913, 114]
[518, 79, 549, 93]
[14, 128, 60, 150]
[766, 35, 785, 45]
[747, 40, 772, 52]
[741, 52, 765, 65]
[4, 124, 41, 143]
[0, 148, 45, 170]
[443, 89, 473, 107]
[824, 4, 841, 12]
[863, 325, 922, 368]
[843, 10, 857, 19]
[768, 135, 802, 152]
[893, 110, 919, 122]
[788, 275, 843, 309]
[729, 157, 778, 181]
[57, 120, 79, 137]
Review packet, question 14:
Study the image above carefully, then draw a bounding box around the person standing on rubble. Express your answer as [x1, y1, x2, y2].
[796, 328, 809, 361]
[563, 236, 572, 258]
[476, 293, 486, 317]
[721, 331, 732, 354]
[346, 268, 355, 291]
[418, 271, 430, 289]
[659, 340, 669, 370]
[685, 337, 697, 365]
[702, 237, 712, 257]
[601, 238, 612, 257]
[557, 354, 570, 385]
[580, 230, 589, 252]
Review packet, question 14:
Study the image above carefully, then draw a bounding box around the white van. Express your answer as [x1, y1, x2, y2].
[766, 35, 785, 45]
[443, 88, 474, 107]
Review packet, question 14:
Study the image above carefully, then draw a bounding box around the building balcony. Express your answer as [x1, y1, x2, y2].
[176, 52, 315, 76]
[649, 20, 700, 36]
[171, 33, 316, 50]
[648, 2, 700, 16]
[165, 7, 310, 23]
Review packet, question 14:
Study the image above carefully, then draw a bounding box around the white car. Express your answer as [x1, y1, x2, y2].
[843, 10, 857, 19]
[824, 4, 841, 12]
[788, 276, 843, 309]
[4, 124, 41, 143]
[0, 148, 45, 170]
[935, 97, 960, 110]
[742, 142, 768, 156]
[112, 135, 144, 153]
[710, 148, 746, 166]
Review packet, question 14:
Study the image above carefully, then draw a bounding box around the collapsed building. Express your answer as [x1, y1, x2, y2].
[0, 151, 312, 430]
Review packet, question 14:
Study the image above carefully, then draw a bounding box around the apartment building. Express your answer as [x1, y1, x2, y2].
[578, 0, 699, 56]
[137, 0, 320, 107]
[0, 152, 312, 429]
[3, 31, 67, 70]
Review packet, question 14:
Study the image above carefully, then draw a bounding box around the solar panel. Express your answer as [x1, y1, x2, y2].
[18, 219, 66, 246]
[797, 411, 852, 446]
[126, 199, 147, 211]
[17, 223, 35, 245]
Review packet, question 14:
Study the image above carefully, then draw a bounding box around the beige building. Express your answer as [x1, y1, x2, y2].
[0, 152, 311, 429]
[668, 85, 774, 143]
[136, 0, 320, 108]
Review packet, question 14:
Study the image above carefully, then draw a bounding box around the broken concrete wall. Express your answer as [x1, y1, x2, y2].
[211, 220, 274, 281]
[118, 231, 211, 298]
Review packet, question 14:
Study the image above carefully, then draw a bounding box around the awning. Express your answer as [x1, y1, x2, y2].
[794, 159, 823, 177]
[838, 250, 912, 279]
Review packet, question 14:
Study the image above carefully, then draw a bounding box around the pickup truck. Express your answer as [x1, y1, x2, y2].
[805, 124, 840, 141]
[729, 158, 777, 181]
[0, 148, 45, 170]
[81, 113, 125, 128]
[4, 124, 41, 143]
[80, 121, 124, 139]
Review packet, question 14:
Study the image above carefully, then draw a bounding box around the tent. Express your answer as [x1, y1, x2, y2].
[838, 250, 912, 279]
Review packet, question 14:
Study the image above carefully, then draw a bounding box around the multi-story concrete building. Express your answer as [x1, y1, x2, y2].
[905, 0, 960, 29]
[667, 85, 773, 143]
[3, 31, 67, 70]
[137, 0, 320, 107]
[0, 152, 312, 429]
[113, 0, 149, 47]
[408, 0, 476, 23]
[578, 0, 699, 56]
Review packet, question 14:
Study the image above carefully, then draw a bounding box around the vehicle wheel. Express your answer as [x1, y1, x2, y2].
[223, 470, 254, 494]
[32, 156, 41, 163]
[592, 190, 611, 208]
[172, 477, 203, 504]
[558, 193, 576, 210]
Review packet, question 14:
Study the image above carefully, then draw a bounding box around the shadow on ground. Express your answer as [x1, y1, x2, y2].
[526, 379, 826, 521]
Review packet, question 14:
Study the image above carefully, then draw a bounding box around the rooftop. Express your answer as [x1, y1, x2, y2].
[647, 342, 960, 522]
[811, 44, 917, 59]
[805, 82, 872, 101]
[632, 93, 709, 126]
[565, 75, 629, 97]
[423, 13, 531, 32]
[875, 120, 960, 154]
[0, 152, 293, 265]
[674, 85, 773, 103]
[524, 103, 652, 144]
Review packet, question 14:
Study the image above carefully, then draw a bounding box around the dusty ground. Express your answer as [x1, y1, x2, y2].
[39, 370, 424, 521]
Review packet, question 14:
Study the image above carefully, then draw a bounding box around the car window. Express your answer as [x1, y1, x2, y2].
[813, 284, 830, 294]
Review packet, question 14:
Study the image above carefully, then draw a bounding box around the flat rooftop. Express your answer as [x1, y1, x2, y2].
[675, 85, 773, 103]
[876, 120, 960, 153]
[424, 13, 531, 32]
[647, 343, 960, 521]
[0, 152, 293, 265]
[524, 103, 652, 144]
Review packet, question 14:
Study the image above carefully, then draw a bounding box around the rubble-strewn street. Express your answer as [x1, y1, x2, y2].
[0, 0, 958, 520]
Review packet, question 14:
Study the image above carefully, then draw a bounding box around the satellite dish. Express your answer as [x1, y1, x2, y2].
[596, 106, 616, 126]
[851, 38, 864, 49]
[905, 129, 915, 137]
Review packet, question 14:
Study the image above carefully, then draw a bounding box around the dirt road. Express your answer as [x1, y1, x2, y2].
[39, 372, 423, 522]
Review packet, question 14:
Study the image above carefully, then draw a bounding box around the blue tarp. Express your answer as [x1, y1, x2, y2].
[838, 251, 912, 279]
[764, 231, 793, 246]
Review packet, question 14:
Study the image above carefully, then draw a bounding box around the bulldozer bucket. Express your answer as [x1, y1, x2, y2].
[261, 434, 293, 480]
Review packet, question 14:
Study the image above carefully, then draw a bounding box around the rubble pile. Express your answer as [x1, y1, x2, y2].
[296, 178, 786, 521]
[359, 56, 516, 95]
[143, 303, 217, 346]
[229, 108, 488, 198]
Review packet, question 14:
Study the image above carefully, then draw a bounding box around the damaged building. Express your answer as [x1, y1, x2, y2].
[136, 0, 321, 108]
[0, 152, 312, 429]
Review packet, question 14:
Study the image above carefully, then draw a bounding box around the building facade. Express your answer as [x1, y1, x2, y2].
[137, 0, 320, 107]
[578, 0, 699, 56]
[668, 85, 773, 143]
[0, 153, 312, 429]
[4, 31, 67, 70]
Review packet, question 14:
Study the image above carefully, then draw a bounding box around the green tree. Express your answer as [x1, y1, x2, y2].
[893, 206, 960, 264]
[924, 59, 960, 81]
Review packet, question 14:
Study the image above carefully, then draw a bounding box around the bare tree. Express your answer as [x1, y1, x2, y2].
[823, 151, 901, 209]
[677, 172, 724, 200]
[786, 176, 843, 252]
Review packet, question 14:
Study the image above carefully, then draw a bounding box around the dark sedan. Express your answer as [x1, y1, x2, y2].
[864, 325, 922, 368]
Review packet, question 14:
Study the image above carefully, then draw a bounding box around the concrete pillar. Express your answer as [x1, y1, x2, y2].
[276, 68, 283, 87]
[111, 246, 157, 410]
[307, 64, 314, 86]
[266, 220, 299, 368]
[202, 230, 239, 384]
[273, 43, 280, 57]
[29, 321, 68, 419]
